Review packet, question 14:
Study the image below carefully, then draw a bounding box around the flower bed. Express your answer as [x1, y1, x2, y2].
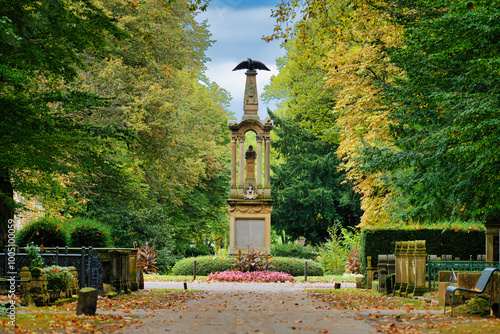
[208, 270, 294, 283]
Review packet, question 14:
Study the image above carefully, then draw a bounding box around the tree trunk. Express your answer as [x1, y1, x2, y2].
[0, 169, 14, 248]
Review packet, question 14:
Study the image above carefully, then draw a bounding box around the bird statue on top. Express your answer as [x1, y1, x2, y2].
[233, 58, 270, 72]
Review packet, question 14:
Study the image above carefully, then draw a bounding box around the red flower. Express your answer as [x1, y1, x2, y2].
[41, 245, 45, 251]
[52, 268, 58, 273]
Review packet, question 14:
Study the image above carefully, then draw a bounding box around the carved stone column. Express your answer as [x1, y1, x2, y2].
[264, 135, 271, 198]
[412, 240, 427, 297]
[406, 241, 416, 297]
[400, 241, 408, 296]
[256, 135, 263, 190]
[394, 241, 402, 295]
[230, 136, 237, 197]
[238, 135, 245, 197]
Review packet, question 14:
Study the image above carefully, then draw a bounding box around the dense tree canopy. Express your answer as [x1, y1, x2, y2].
[363, 0, 500, 222]
[1, 0, 231, 251]
[264, 15, 362, 244]
[271, 111, 362, 244]
[267, 0, 500, 227]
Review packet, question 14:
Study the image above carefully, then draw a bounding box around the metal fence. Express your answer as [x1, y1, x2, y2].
[0, 246, 103, 294]
[426, 259, 499, 292]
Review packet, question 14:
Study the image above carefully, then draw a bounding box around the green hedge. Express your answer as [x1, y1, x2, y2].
[172, 256, 324, 276]
[361, 229, 486, 271]
[271, 243, 317, 260]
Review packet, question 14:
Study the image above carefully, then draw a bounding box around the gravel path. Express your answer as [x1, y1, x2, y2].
[117, 281, 376, 334]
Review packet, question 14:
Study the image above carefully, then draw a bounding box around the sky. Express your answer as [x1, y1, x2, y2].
[196, 0, 285, 120]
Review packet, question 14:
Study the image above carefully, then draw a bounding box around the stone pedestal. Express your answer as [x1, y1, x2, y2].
[109, 250, 130, 293]
[228, 199, 273, 254]
[412, 240, 427, 297]
[129, 249, 138, 291]
[399, 241, 409, 296]
[406, 241, 416, 297]
[76, 287, 98, 316]
[365, 256, 377, 290]
[29, 268, 49, 306]
[394, 242, 402, 295]
[485, 215, 500, 262]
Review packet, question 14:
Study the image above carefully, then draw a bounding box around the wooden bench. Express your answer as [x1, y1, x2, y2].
[444, 267, 498, 316]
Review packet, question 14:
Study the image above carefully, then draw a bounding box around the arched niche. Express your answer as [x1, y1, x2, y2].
[228, 118, 273, 199]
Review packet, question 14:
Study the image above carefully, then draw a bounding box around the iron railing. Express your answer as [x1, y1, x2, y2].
[0, 246, 103, 293]
[426, 259, 499, 292]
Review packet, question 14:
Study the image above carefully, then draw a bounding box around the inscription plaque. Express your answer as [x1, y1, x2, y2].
[235, 219, 266, 248]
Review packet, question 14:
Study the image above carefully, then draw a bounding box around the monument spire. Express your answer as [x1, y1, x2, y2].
[232, 58, 270, 120]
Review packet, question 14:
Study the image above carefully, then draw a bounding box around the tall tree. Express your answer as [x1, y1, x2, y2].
[0, 0, 127, 247]
[271, 112, 362, 244]
[361, 0, 500, 222]
[266, 0, 402, 227]
[71, 0, 232, 249]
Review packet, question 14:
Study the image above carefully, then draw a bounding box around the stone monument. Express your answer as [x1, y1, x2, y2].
[228, 59, 273, 254]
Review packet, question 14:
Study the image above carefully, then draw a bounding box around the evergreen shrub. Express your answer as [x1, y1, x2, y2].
[361, 228, 486, 270]
[271, 243, 317, 259]
[16, 217, 67, 247]
[172, 256, 233, 276]
[172, 256, 324, 276]
[66, 217, 112, 248]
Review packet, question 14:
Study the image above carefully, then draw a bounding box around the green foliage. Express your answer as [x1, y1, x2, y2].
[25, 242, 44, 269]
[232, 249, 274, 273]
[271, 243, 317, 260]
[360, 1, 500, 222]
[316, 223, 361, 275]
[43, 265, 74, 291]
[270, 111, 362, 245]
[30, 267, 42, 278]
[271, 257, 323, 276]
[154, 249, 182, 275]
[16, 217, 67, 247]
[0, 0, 128, 247]
[172, 256, 234, 276]
[172, 256, 324, 276]
[65, 217, 112, 248]
[361, 228, 486, 269]
[136, 242, 159, 274]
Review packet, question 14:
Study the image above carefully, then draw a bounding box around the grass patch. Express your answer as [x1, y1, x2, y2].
[309, 288, 440, 311]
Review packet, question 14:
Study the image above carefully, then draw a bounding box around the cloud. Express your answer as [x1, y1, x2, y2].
[196, 5, 283, 119]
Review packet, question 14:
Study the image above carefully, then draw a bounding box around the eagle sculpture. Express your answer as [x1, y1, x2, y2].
[232, 58, 270, 72]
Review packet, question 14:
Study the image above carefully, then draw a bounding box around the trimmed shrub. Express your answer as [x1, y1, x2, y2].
[272, 257, 323, 276]
[172, 256, 234, 276]
[172, 256, 324, 276]
[361, 229, 486, 271]
[271, 243, 317, 260]
[66, 217, 112, 248]
[16, 217, 67, 247]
